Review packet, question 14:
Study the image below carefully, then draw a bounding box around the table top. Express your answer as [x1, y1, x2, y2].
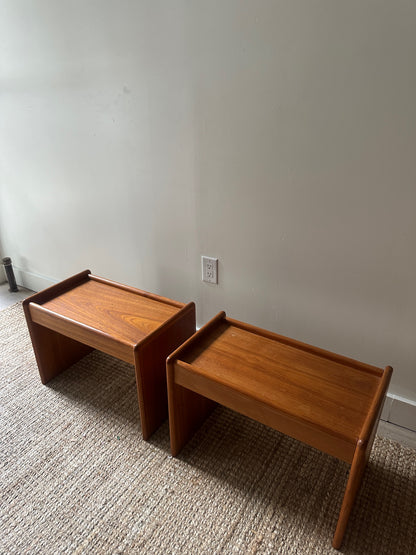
[42, 277, 180, 346]
[172, 313, 390, 454]
[26, 271, 185, 351]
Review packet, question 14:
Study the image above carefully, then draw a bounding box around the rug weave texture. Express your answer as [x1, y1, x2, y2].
[1, 302, 415, 554]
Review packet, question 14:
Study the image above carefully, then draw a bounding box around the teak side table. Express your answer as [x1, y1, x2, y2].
[23, 270, 196, 440]
[166, 311, 392, 549]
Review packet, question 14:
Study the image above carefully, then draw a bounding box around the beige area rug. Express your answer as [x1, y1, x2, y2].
[1, 303, 415, 554]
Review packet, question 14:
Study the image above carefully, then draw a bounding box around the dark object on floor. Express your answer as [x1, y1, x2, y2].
[2, 257, 18, 292]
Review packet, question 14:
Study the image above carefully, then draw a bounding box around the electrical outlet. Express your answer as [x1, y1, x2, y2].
[201, 256, 218, 284]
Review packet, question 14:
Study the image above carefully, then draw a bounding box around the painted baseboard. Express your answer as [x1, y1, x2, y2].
[14, 266, 59, 293]
[381, 394, 416, 432]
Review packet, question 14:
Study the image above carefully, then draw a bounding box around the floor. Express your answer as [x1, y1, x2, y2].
[1, 280, 415, 450]
[0, 281, 34, 309]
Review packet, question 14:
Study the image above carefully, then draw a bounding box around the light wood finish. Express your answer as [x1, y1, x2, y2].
[167, 311, 392, 549]
[23, 270, 196, 439]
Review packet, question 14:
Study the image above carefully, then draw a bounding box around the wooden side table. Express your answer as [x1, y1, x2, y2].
[23, 270, 196, 440]
[166, 311, 392, 549]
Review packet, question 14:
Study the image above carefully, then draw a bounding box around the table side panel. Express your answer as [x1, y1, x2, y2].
[167, 366, 217, 457]
[23, 314, 93, 384]
[134, 303, 196, 439]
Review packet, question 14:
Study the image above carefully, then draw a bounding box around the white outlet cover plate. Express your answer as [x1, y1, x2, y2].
[201, 256, 218, 284]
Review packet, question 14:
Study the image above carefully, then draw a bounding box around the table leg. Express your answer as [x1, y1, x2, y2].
[135, 304, 197, 440]
[332, 439, 368, 549]
[25, 319, 92, 384]
[167, 365, 216, 456]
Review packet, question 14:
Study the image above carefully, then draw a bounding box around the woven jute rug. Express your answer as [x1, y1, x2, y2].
[1, 303, 415, 554]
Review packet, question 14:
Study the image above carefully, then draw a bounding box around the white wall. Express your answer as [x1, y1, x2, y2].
[1, 1, 416, 405]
